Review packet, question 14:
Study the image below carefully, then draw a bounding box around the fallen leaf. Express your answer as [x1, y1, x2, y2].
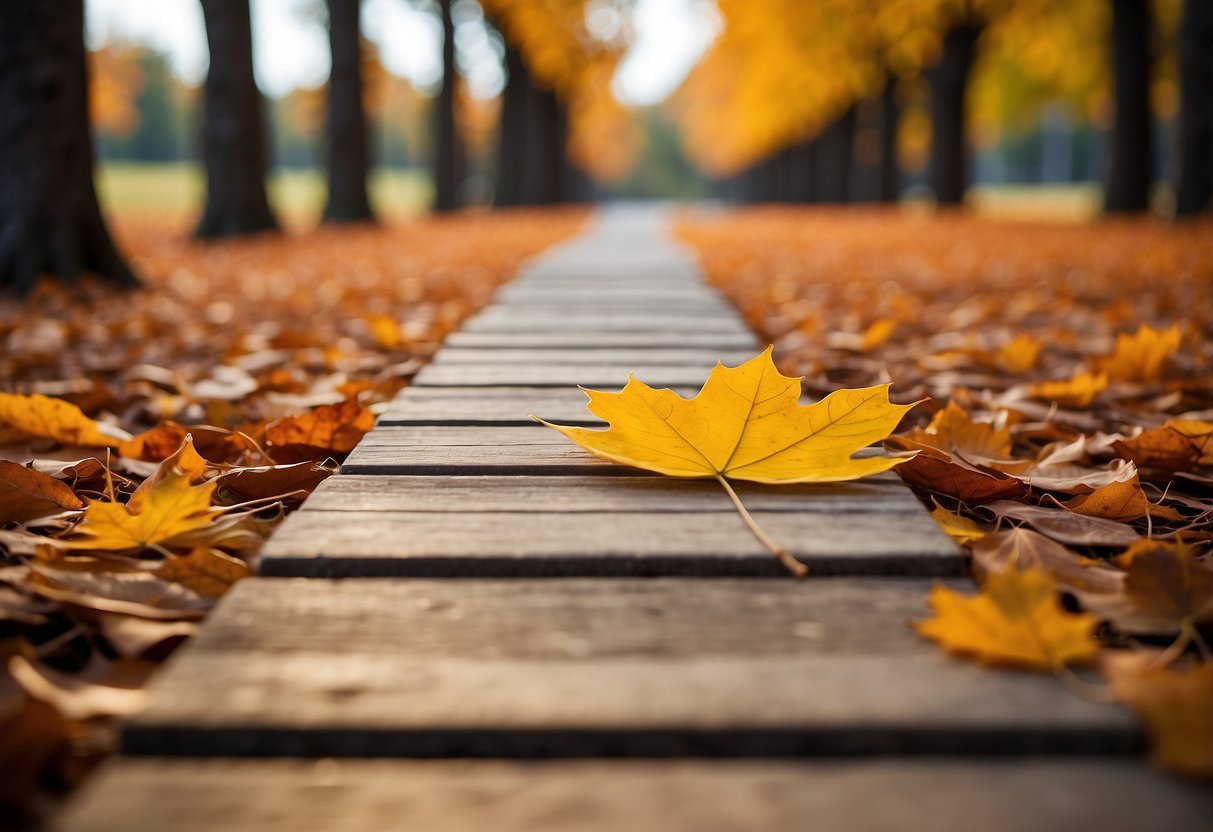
[1061, 477, 1184, 522]
[213, 460, 335, 503]
[153, 548, 251, 598]
[1113, 427, 1204, 478]
[25, 565, 212, 619]
[0, 392, 127, 447]
[929, 501, 988, 544]
[902, 401, 1012, 461]
[536, 347, 917, 483]
[915, 565, 1100, 671]
[893, 453, 1028, 504]
[0, 460, 84, 522]
[1101, 324, 1181, 383]
[97, 614, 197, 658]
[1077, 540, 1213, 635]
[1026, 372, 1108, 408]
[970, 527, 1123, 593]
[63, 468, 216, 553]
[265, 398, 375, 461]
[8, 654, 150, 721]
[1103, 654, 1213, 778]
[986, 501, 1141, 547]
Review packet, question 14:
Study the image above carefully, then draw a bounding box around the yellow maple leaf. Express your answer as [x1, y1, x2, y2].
[1028, 371, 1108, 408]
[0, 392, 126, 447]
[535, 347, 916, 484]
[915, 565, 1100, 672]
[995, 334, 1042, 374]
[1101, 324, 1181, 383]
[535, 348, 917, 576]
[1103, 656, 1213, 778]
[63, 469, 216, 553]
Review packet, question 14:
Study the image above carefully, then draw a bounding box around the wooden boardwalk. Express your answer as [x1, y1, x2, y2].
[57, 207, 1212, 830]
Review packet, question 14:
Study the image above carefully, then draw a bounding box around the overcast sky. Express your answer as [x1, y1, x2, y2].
[84, 0, 719, 105]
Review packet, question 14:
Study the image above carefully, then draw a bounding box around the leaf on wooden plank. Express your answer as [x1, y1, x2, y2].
[0, 392, 129, 447]
[893, 453, 1028, 504]
[915, 565, 1100, 672]
[986, 501, 1141, 547]
[8, 654, 151, 721]
[928, 501, 988, 545]
[970, 528, 1123, 594]
[1076, 541, 1213, 636]
[1103, 653, 1213, 779]
[265, 399, 375, 461]
[536, 347, 917, 484]
[0, 460, 84, 523]
[153, 548, 251, 598]
[63, 468, 216, 553]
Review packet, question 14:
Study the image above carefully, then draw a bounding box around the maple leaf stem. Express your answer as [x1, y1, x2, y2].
[714, 474, 807, 577]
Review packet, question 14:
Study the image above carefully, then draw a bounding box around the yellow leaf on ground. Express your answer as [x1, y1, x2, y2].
[915, 565, 1100, 672]
[535, 347, 916, 483]
[63, 469, 216, 553]
[1027, 372, 1108, 408]
[154, 548, 251, 598]
[1101, 324, 1181, 382]
[905, 401, 1012, 460]
[0, 392, 126, 447]
[928, 501, 988, 545]
[995, 334, 1042, 374]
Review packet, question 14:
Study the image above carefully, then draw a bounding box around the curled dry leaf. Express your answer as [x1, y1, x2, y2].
[986, 501, 1141, 548]
[1077, 540, 1213, 636]
[8, 654, 150, 721]
[0, 460, 84, 523]
[892, 453, 1028, 504]
[970, 527, 1123, 594]
[1060, 477, 1185, 522]
[916, 564, 1101, 672]
[901, 401, 1013, 461]
[265, 398, 375, 462]
[153, 548, 251, 598]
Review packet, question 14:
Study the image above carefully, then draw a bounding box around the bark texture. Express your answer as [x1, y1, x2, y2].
[817, 108, 856, 204]
[496, 43, 569, 206]
[433, 0, 462, 212]
[926, 23, 982, 206]
[323, 0, 375, 223]
[0, 0, 137, 294]
[878, 78, 901, 203]
[1176, 0, 1213, 216]
[1105, 0, 1154, 213]
[195, 0, 278, 238]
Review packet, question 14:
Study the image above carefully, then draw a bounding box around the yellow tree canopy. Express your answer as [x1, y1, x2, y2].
[481, 0, 640, 182]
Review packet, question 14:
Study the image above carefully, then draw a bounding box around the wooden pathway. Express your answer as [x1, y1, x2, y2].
[57, 207, 1211, 830]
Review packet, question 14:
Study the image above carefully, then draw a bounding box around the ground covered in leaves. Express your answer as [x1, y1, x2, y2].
[679, 207, 1213, 778]
[0, 209, 585, 822]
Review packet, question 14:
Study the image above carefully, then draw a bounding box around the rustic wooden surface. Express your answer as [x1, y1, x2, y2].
[443, 331, 761, 350]
[432, 348, 756, 366]
[377, 386, 690, 426]
[412, 362, 737, 388]
[121, 579, 1135, 757]
[56, 758, 1213, 832]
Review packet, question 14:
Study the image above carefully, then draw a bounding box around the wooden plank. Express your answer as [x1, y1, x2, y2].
[257, 509, 958, 577]
[461, 315, 753, 335]
[120, 578, 1134, 756]
[443, 332, 760, 350]
[412, 362, 727, 388]
[58, 758, 1213, 832]
[378, 387, 691, 426]
[497, 287, 723, 303]
[301, 475, 913, 514]
[485, 302, 736, 317]
[432, 348, 756, 366]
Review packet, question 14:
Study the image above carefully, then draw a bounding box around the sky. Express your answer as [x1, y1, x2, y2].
[84, 0, 720, 105]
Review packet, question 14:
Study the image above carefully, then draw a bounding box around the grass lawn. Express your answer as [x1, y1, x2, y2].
[96, 162, 433, 229]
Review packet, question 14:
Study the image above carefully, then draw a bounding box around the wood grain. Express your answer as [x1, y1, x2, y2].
[443, 332, 760, 350]
[432, 348, 756, 366]
[412, 362, 730, 388]
[120, 578, 1134, 757]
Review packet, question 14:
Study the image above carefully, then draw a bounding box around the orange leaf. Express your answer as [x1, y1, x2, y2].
[265, 399, 375, 458]
[0, 460, 84, 522]
[0, 392, 127, 448]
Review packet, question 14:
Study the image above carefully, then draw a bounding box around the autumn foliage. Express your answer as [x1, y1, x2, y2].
[679, 206, 1213, 776]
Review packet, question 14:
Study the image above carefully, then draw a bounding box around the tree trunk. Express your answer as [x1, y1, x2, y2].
[323, 0, 375, 223]
[926, 23, 982, 206]
[878, 77, 901, 202]
[817, 108, 856, 203]
[1105, 0, 1154, 213]
[433, 0, 462, 212]
[1176, 0, 1213, 216]
[195, 0, 278, 238]
[0, 0, 137, 294]
[496, 45, 528, 206]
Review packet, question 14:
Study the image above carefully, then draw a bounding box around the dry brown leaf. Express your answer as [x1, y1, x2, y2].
[893, 453, 1029, 504]
[8, 654, 151, 721]
[1078, 540, 1213, 635]
[153, 548, 251, 598]
[0, 460, 84, 522]
[987, 501, 1141, 547]
[1061, 477, 1185, 522]
[265, 398, 375, 461]
[971, 527, 1123, 594]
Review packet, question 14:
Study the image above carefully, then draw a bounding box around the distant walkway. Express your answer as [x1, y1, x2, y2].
[59, 206, 1210, 831]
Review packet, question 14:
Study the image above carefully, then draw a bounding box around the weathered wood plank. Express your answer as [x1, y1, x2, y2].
[412, 362, 727, 388]
[378, 387, 685, 426]
[120, 578, 1133, 756]
[461, 315, 753, 335]
[443, 331, 760, 350]
[301, 475, 913, 514]
[57, 758, 1213, 832]
[432, 348, 756, 366]
[496, 287, 725, 303]
[258, 508, 958, 577]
